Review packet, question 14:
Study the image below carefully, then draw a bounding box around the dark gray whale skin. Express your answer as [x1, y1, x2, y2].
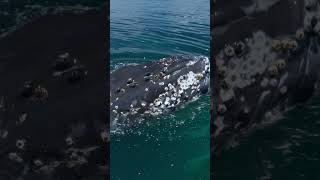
[110, 55, 210, 131]
[0, 4, 108, 180]
[212, 0, 320, 153]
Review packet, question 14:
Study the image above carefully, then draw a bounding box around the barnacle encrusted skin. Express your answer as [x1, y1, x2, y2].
[110, 56, 210, 121]
[212, 0, 320, 153]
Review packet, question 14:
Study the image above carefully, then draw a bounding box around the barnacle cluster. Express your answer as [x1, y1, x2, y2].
[52, 52, 88, 83]
[213, 21, 313, 139]
[111, 56, 210, 120]
[21, 81, 48, 102]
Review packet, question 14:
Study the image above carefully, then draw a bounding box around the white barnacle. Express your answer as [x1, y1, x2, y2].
[8, 152, 23, 163]
[16, 139, 26, 150]
[33, 159, 44, 167]
[66, 136, 74, 146]
[271, 39, 282, 51]
[195, 74, 203, 80]
[164, 87, 168, 91]
[145, 88, 149, 92]
[224, 45, 235, 57]
[274, 59, 286, 70]
[154, 100, 161, 107]
[114, 106, 118, 110]
[51, 161, 61, 168]
[18, 113, 28, 124]
[58, 52, 69, 59]
[280, 39, 292, 50]
[159, 82, 165, 86]
[269, 79, 278, 87]
[280, 86, 287, 94]
[218, 66, 227, 78]
[295, 28, 305, 40]
[288, 40, 298, 51]
[168, 83, 175, 90]
[267, 65, 278, 76]
[141, 101, 147, 107]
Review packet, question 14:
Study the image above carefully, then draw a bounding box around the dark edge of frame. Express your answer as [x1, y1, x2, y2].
[210, 0, 216, 179]
[105, 0, 110, 179]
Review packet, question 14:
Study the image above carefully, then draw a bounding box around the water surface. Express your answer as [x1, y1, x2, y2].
[214, 98, 320, 180]
[110, 0, 210, 179]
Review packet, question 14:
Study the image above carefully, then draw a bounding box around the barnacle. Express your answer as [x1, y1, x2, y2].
[271, 39, 282, 51]
[66, 136, 74, 146]
[18, 113, 28, 124]
[127, 78, 138, 87]
[281, 39, 291, 50]
[267, 65, 279, 76]
[16, 139, 26, 150]
[54, 53, 76, 71]
[218, 66, 227, 79]
[269, 78, 278, 87]
[295, 28, 305, 40]
[234, 41, 245, 55]
[280, 86, 287, 94]
[224, 45, 235, 57]
[274, 59, 286, 70]
[33, 159, 44, 167]
[288, 40, 298, 51]
[8, 152, 23, 163]
[32, 85, 48, 102]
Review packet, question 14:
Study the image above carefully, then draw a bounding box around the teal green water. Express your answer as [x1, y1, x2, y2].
[0, 0, 102, 36]
[110, 0, 210, 179]
[214, 98, 320, 179]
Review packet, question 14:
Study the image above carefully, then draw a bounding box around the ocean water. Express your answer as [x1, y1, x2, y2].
[214, 98, 320, 180]
[0, 0, 102, 38]
[110, 0, 210, 179]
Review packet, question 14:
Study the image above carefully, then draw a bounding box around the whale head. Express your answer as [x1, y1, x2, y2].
[110, 55, 210, 131]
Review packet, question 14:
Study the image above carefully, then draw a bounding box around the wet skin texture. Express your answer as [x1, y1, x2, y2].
[110, 56, 210, 130]
[212, 0, 320, 153]
[0, 5, 108, 180]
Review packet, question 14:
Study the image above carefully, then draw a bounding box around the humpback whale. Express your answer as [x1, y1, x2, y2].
[212, 0, 320, 152]
[110, 56, 210, 132]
